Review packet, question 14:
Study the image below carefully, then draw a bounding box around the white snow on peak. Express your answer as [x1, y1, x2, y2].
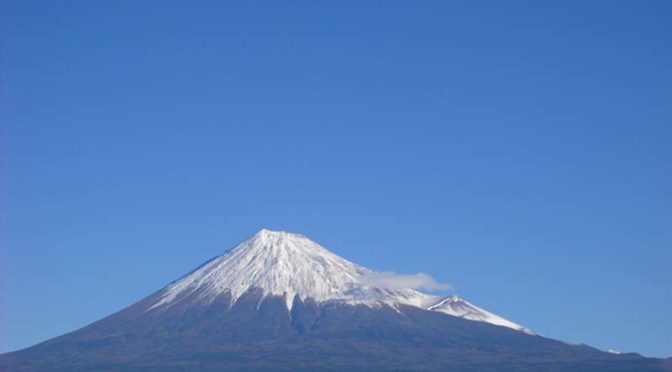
[148, 229, 437, 311]
[146, 229, 531, 333]
[428, 295, 534, 334]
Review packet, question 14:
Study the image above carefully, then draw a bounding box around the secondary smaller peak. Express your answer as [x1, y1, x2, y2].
[431, 295, 460, 307]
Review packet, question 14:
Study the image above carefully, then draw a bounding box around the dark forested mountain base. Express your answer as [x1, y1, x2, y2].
[0, 292, 668, 371]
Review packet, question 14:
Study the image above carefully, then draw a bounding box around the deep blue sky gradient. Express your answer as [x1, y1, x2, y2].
[2, 0, 671, 357]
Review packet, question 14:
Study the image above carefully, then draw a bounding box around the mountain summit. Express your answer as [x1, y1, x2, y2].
[1, 229, 667, 371]
[148, 228, 414, 311]
[147, 229, 524, 331]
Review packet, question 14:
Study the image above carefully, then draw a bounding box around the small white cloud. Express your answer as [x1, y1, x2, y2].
[360, 271, 452, 291]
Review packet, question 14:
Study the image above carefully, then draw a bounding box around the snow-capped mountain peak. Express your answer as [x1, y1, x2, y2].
[149, 229, 369, 310]
[146, 229, 530, 333]
[428, 295, 534, 334]
[148, 229, 436, 311]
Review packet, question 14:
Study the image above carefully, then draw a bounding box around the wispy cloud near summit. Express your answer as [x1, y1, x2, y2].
[360, 272, 452, 292]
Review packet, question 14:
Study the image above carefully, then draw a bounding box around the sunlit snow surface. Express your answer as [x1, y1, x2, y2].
[428, 295, 534, 334]
[147, 229, 530, 333]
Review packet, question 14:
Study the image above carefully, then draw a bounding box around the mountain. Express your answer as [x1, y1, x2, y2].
[428, 295, 532, 334]
[147, 229, 437, 311]
[1, 229, 668, 371]
[145, 229, 518, 330]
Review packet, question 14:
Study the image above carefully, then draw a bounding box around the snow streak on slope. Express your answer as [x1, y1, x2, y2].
[147, 229, 530, 333]
[428, 295, 534, 334]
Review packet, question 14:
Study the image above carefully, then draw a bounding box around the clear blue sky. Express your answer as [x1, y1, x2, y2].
[2, 0, 670, 358]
